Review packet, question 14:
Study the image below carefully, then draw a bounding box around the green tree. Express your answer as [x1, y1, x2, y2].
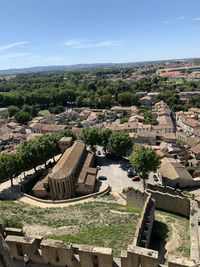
[14, 111, 31, 124]
[129, 146, 161, 189]
[99, 128, 112, 153]
[108, 131, 132, 156]
[8, 105, 20, 117]
[80, 128, 101, 149]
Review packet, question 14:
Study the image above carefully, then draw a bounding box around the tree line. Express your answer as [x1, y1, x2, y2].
[0, 130, 76, 184]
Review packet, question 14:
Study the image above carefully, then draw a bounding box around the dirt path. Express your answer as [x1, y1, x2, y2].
[17, 189, 125, 208]
[155, 213, 181, 264]
[165, 222, 181, 257]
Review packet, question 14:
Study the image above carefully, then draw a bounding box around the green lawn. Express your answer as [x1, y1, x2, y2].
[0, 200, 141, 257]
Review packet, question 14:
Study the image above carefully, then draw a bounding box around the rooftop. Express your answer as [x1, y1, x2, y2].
[159, 158, 193, 181]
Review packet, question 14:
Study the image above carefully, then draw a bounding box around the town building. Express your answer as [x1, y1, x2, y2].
[32, 140, 97, 200]
[29, 123, 66, 134]
[158, 158, 198, 188]
[190, 144, 200, 160]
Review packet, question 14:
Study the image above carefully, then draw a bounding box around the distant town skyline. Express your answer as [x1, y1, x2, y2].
[1, 0, 200, 69]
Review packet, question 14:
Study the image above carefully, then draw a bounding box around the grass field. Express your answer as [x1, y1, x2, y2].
[150, 210, 190, 261]
[0, 200, 141, 257]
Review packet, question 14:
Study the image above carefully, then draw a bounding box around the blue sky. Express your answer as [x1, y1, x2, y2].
[0, 0, 200, 69]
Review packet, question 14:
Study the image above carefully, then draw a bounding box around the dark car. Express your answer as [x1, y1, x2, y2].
[98, 176, 107, 181]
[132, 176, 140, 181]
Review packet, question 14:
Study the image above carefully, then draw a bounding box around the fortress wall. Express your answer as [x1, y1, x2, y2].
[123, 187, 149, 209]
[40, 239, 76, 267]
[4, 232, 199, 267]
[124, 245, 159, 267]
[123, 188, 155, 248]
[147, 189, 190, 218]
[78, 245, 113, 267]
[147, 184, 184, 197]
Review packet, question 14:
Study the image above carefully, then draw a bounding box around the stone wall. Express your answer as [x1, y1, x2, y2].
[123, 188, 155, 248]
[147, 184, 185, 197]
[22, 183, 111, 204]
[4, 232, 197, 267]
[147, 189, 190, 218]
[123, 187, 149, 209]
[5, 235, 113, 267]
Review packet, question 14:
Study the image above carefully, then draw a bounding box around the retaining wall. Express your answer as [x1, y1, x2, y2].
[21, 183, 111, 205]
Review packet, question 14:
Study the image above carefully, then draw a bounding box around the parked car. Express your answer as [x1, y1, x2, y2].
[98, 176, 107, 181]
[132, 176, 140, 181]
[127, 167, 137, 177]
[153, 174, 159, 182]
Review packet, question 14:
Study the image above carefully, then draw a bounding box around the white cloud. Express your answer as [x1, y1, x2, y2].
[0, 41, 29, 52]
[64, 39, 122, 49]
[163, 20, 171, 24]
[176, 16, 186, 21]
[163, 16, 186, 24]
[192, 17, 200, 21]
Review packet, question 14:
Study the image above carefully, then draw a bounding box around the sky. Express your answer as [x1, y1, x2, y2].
[0, 0, 200, 69]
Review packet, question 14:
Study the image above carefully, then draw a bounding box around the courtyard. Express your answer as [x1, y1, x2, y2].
[0, 197, 141, 257]
[96, 152, 159, 192]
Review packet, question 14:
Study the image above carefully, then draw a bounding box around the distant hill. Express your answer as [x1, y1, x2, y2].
[0, 58, 198, 75]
